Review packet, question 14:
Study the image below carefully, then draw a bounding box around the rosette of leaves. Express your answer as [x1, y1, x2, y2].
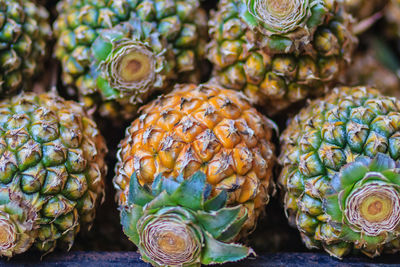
[53, 0, 208, 120]
[120, 172, 254, 266]
[0, 188, 37, 257]
[89, 19, 174, 117]
[241, 0, 328, 54]
[325, 153, 400, 258]
[279, 86, 400, 258]
[207, 0, 357, 115]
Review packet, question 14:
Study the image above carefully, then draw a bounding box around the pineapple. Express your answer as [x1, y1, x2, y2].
[114, 83, 276, 265]
[0, 92, 107, 256]
[279, 86, 400, 258]
[207, 0, 357, 115]
[53, 0, 208, 120]
[0, 0, 51, 96]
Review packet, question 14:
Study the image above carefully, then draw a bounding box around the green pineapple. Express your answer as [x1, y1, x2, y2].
[207, 0, 357, 115]
[0, 92, 107, 256]
[0, 0, 51, 96]
[54, 0, 208, 120]
[279, 86, 400, 258]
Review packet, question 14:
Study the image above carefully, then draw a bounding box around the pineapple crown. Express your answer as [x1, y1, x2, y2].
[120, 172, 254, 266]
[91, 18, 170, 104]
[325, 153, 400, 258]
[239, 0, 328, 53]
[0, 188, 38, 257]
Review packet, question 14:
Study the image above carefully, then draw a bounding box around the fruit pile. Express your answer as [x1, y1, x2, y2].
[1, 0, 400, 265]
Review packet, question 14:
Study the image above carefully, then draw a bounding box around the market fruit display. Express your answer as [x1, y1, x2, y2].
[0, 0, 51, 96]
[53, 0, 207, 119]
[113, 83, 276, 257]
[279, 86, 400, 258]
[2, 0, 400, 263]
[121, 171, 254, 266]
[0, 92, 107, 256]
[207, 0, 357, 114]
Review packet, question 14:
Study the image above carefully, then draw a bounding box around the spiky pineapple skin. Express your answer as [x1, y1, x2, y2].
[114, 83, 276, 235]
[53, 0, 208, 120]
[207, 0, 357, 115]
[0, 92, 107, 254]
[0, 0, 51, 96]
[279, 86, 400, 257]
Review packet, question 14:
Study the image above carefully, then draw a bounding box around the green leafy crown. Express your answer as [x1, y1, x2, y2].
[239, 0, 327, 53]
[120, 172, 254, 266]
[91, 18, 169, 103]
[324, 153, 400, 258]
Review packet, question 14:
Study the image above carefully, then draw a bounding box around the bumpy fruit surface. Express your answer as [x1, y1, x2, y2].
[207, 0, 357, 114]
[0, 0, 51, 96]
[279, 86, 400, 258]
[114, 83, 276, 235]
[54, 0, 207, 120]
[0, 92, 107, 256]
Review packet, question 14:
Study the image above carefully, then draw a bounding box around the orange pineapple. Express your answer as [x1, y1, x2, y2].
[114, 83, 276, 235]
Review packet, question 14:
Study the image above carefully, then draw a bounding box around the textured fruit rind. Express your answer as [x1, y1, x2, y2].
[0, 0, 51, 96]
[0, 92, 107, 255]
[114, 83, 276, 236]
[279, 86, 400, 258]
[53, 0, 207, 119]
[207, 0, 357, 115]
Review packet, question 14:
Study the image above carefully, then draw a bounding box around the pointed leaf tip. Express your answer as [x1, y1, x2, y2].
[204, 190, 228, 211]
[201, 232, 254, 265]
[170, 172, 206, 211]
[203, 183, 212, 201]
[369, 153, 396, 172]
[161, 177, 180, 195]
[151, 173, 164, 196]
[145, 191, 176, 211]
[219, 209, 248, 242]
[196, 206, 242, 239]
[128, 173, 154, 206]
[340, 161, 369, 189]
[120, 205, 143, 245]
